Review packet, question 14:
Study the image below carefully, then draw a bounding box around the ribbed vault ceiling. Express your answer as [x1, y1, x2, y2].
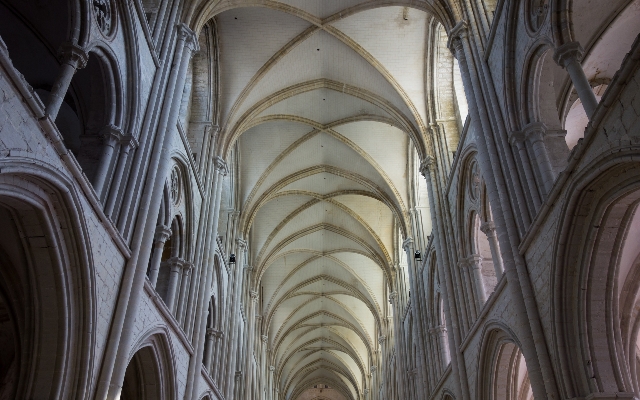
[214, 2, 436, 398]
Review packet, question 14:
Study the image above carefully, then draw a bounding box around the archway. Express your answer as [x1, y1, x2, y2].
[479, 328, 533, 400]
[122, 331, 176, 400]
[554, 159, 640, 398]
[0, 168, 95, 398]
[122, 346, 164, 400]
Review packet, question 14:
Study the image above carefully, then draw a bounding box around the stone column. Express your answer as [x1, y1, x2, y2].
[224, 238, 248, 398]
[457, 258, 477, 322]
[480, 221, 503, 280]
[46, 42, 89, 119]
[523, 122, 555, 196]
[204, 328, 216, 372]
[259, 335, 268, 400]
[401, 237, 428, 400]
[176, 261, 193, 324]
[420, 155, 469, 400]
[388, 291, 407, 400]
[243, 289, 259, 394]
[379, 335, 388, 399]
[211, 330, 224, 377]
[370, 365, 377, 400]
[554, 41, 599, 118]
[467, 254, 487, 308]
[430, 325, 450, 371]
[163, 257, 184, 312]
[234, 371, 243, 399]
[269, 366, 276, 399]
[93, 125, 124, 198]
[148, 224, 172, 287]
[509, 132, 542, 211]
[99, 22, 200, 400]
[184, 155, 229, 398]
[104, 134, 138, 218]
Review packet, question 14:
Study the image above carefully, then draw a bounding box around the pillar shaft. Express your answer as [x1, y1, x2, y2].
[104, 135, 138, 218]
[420, 157, 469, 400]
[204, 329, 216, 371]
[510, 133, 542, 211]
[148, 225, 172, 288]
[480, 221, 504, 280]
[468, 255, 487, 307]
[224, 238, 248, 398]
[176, 262, 193, 324]
[93, 125, 123, 197]
[46, 43, 88, 119]
[164, 257, 183, 312]
[554, 42, 599, 118]
[185, 156, 227, 399]
[524, 122, 555, 196]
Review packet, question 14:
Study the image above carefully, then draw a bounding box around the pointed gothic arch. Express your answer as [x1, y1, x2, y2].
[122, 327, 178, 400]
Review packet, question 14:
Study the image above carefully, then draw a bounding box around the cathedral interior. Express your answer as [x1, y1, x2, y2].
[0, 0, 639, 399]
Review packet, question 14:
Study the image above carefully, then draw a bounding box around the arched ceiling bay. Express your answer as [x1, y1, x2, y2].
[214, 2, 435, 398]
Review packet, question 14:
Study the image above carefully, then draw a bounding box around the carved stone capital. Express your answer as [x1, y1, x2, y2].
[167, 256, 183, 267]
[419, 156, 436, 178]
[100, 124, 124, 146]
[177, 23, 199, 52]
[120, 134, 139, 150]
[250, 290, 259, 302]
[206, 328, 217, 338]
[522, 121, 547, 145]
[269, 366, 275, 372]
[480, 221, 496, 236]
[388, 291, 398, 305]
[508, 131, 526, 146]
[58, 42, 89, 69]
[236, 238, 248, 249]
[162, 256, 185, 271]
[467, 254, 483, 269]
[447, 21, 468, 56]
[401, 237, 414, 252]
[154, 224, 172, 243]
[553, 41, 585, 69]
[370, 365, 377, 373]
[209, 124, 220, 137]
[378, 335, 387, 345]
[261, 335, 268, 343]
[214, 156, 228, 175]
[182, 261, 194, 271]
[429, 324, 447, 335]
